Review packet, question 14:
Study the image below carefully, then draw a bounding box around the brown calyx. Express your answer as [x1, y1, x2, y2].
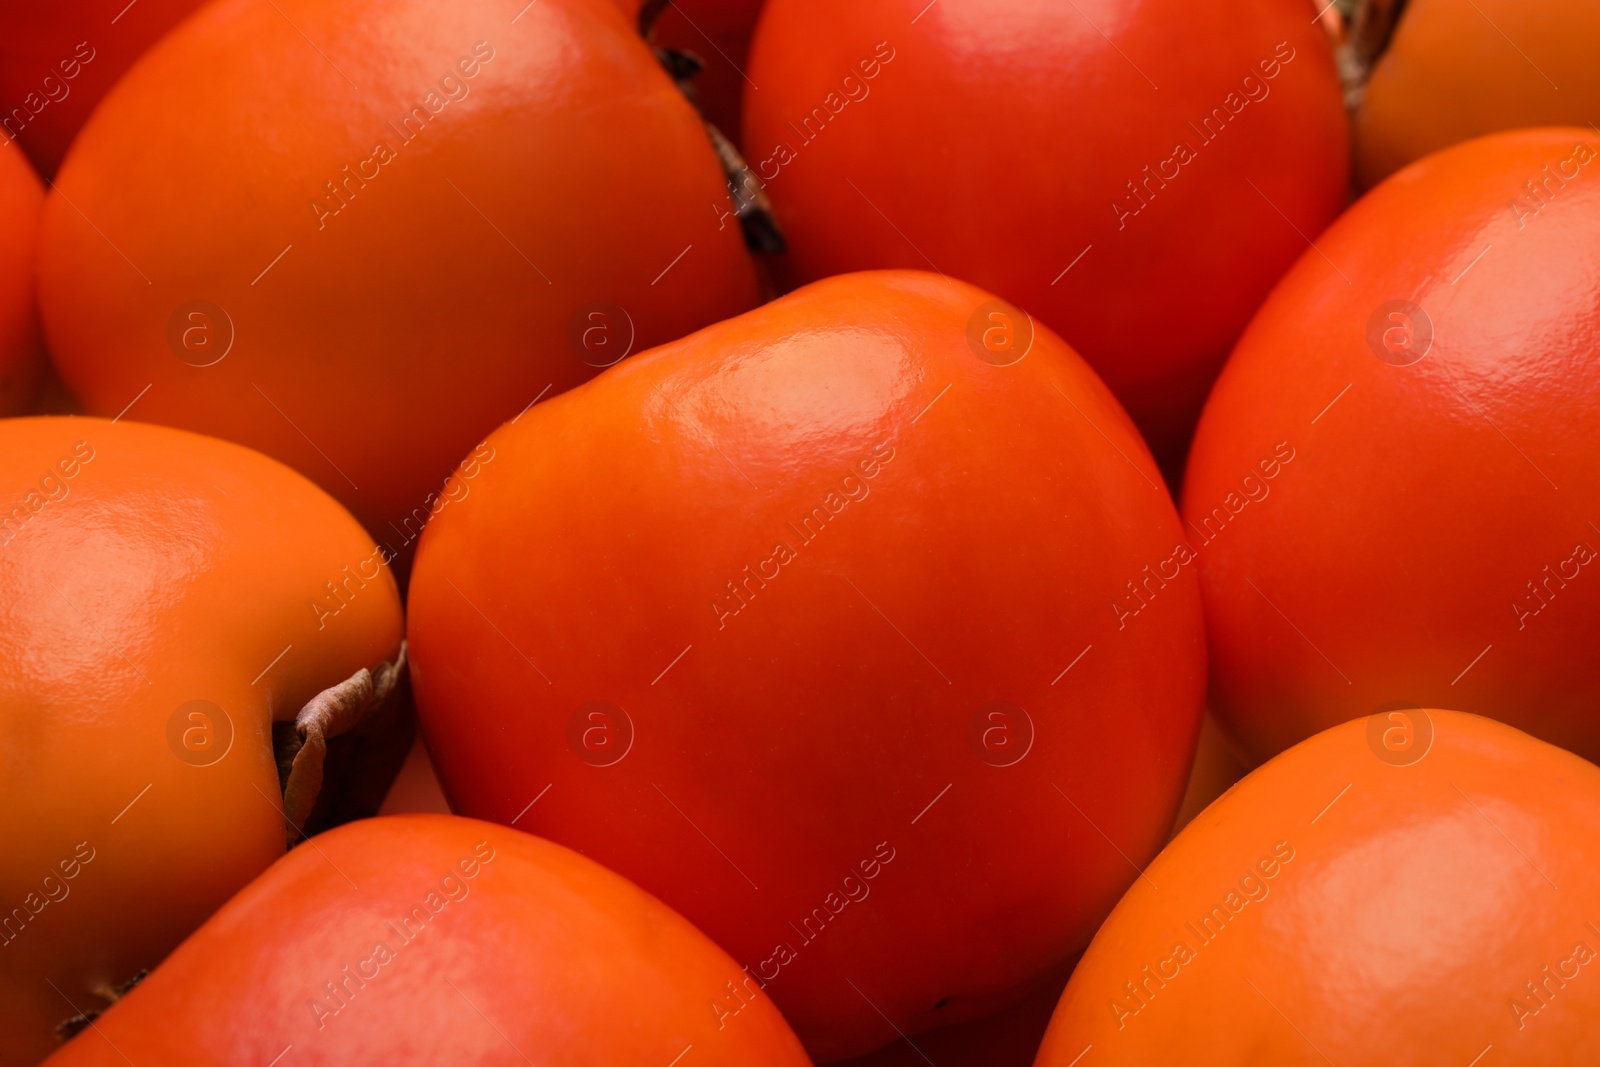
[53, 646, 413, 1045]
[274, 641, 412, 848]
[638, 1, 787, 254]
[54, 970, 149, 1041]
[1327, 0, 1412, 109]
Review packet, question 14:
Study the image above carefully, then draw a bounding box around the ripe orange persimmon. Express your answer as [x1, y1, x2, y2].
[1353, 0, 1600, 190]
[407, 270, 1206, 1061]
[37, 0, 760, 555]
[1038, 709, 1600, 1063]
[40, 814, 811, 1066]
[1, 417, 403, 1067]
[1184, 128, 1600, 765]
[742, 0, 1348, 475]
[0, 0, 207, 177]
[0, 146, 46, 416]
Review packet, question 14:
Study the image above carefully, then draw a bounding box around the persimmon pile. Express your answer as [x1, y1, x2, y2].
[3, 0, 1598, 1064]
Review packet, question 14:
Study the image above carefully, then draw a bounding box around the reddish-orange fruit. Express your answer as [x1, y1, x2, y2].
[407, 270, 1206, 1061]
[1353, 0, 1600, 190]
[0, 0, 207, 177]
[741, 0, 1348, 474]
[652, 0, 765, 143]
[38, 0, 760, 552]
[1038, 709, 1600, 1063]
[40, 815, 812, 1066]
[1, 417, 403, 1067]
[1184, 128, 1600, 765]
[0, 146, 46, 415]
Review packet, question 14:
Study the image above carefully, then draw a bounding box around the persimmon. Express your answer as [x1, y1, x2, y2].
[0, 417, 404, 1067]
[1352, 0, 1600, 190]
[0, 146, 46, 416]
[37, 0, 761, 555]
[0, 0, 207, 177]
[38, 814, 810, 1065]
[1184, 128, 1600, 765]
[741, 0, 1348, 476]
[407, 270, 1206, 1061]
[1038, 709, 1600, 1063]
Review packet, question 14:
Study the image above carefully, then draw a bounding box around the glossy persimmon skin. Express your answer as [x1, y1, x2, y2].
[0, 147, 45, 415]
[1038, 709, 1600, 1063]
[741, 0, 1348, 473]
[0, 417, 402, 1067]
[407, 270, 1206, 1062]
[39, 815, 813, 1067]
[37, 0, 760, 551]
[0, 0, 207, 177]
[1184, 128, 1600, 766]
[1354, 0, 1600, 190]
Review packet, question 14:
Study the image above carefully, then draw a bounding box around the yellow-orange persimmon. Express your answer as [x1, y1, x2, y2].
[1039, 709, 1600, 1062]
[0, 417, 402, 1067]
[1353, 0, 1600, 189]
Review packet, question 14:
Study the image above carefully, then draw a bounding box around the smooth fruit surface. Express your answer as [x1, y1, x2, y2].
[0, 146, 46, 415]
[1038, 709, 1600, 1063]
[40, 815, 813, 1066]
[0, 0, 207, 176]
[407, 270, 1206, 1061]
[37, 0, 760, 551]
[0, 417, 402, 1067]
[1353, 0, 1600, 189]
[1185, 128, 1600, 765]
[741, 0, 1348, 472]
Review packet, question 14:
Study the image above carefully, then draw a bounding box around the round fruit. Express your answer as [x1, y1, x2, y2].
[652, 0, 766, 143]
[37, 0, 761, 553]
[1184, 127, 1600, 765]
[0, 0, 207, 177]
[1038, 709, 1600, 1063]
[1353, 0, 1600, 190]
[38, 815, 812, 1066]
[0, 416, 403, 1067]
[407, 270, 1207, 1061]
[0, 145, 46, 416]
[741, 0, 1348, 474]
